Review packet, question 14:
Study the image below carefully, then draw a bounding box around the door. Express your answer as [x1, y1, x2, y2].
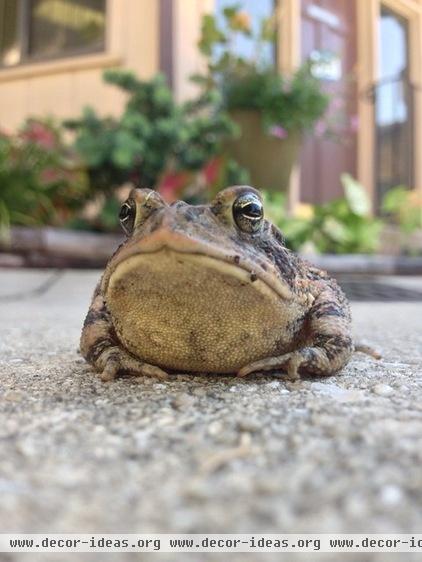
[300, 0, 358, 204]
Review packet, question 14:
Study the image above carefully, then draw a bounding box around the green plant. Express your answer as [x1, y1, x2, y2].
[0, 119, 87, 237]
[381, 186, 422, 234]
[195, 4, 329, 134]
[263, 175, 384, 254]
[65, 70, 244, 194]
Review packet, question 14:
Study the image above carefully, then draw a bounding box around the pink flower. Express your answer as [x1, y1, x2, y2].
[268, 125, 288, 140]
[314, 120, 327, 137]
[349, 115, 359, 133]
[21, 121, 56, 150]
[331, 97, 343, 111]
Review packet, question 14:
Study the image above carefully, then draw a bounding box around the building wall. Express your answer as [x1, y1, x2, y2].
[0, 0, 159, 130]
[1, 0, 421, 205]
[171, 0, 213, 101]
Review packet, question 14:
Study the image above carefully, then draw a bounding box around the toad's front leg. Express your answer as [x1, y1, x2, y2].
[80, 284, 168, 382]
[238, 288, 353, 380]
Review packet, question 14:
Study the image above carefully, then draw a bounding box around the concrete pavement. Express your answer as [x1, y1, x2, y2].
[0, 269, 421, 560]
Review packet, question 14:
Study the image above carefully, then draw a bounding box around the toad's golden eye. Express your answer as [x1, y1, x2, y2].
[119, 199, 136, 236]
[232, 193, 264, 233]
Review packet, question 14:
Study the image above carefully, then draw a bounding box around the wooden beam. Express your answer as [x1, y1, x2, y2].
[277, 0, 301, 209]
[277, 0, 301, 74]
[410, 11, 422, 194]
[382, 0, 422, 16]
[356, 0, 378, 209]
[172, 0, 214, 101]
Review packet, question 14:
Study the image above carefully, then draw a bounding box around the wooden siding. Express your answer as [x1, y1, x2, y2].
[0, 0, 159, 130]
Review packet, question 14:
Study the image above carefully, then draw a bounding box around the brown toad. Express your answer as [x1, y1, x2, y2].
[80, 186, 377, 382]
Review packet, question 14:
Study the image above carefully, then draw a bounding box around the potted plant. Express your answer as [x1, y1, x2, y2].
[196, 5, 329, 192]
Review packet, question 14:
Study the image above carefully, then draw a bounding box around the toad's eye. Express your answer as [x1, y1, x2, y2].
[119, 200, 136, 236]
[232, 193, 264, 233]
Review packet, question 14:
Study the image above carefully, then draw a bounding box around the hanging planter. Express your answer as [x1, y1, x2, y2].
[195, 6, 329, 193]
[227, 109, 301, 192]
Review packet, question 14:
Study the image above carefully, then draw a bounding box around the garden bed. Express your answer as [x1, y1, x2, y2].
[0, 227, 122, 268]
[2, 226, 422, 275]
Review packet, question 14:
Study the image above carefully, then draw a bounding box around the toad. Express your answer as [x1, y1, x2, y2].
[80, 186, 378, 381]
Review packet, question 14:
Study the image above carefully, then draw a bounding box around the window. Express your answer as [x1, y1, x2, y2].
[375, 6, 413, 204]
[0, 0, 106, 68]
[0, 0, 20, 66]
[377, 6, 409, 126]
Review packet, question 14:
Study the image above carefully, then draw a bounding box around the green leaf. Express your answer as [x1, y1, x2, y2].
[322, 216, 350, 243]
[381, 185, 409, 213]
[223, 4, 241, 20]
[111, 131, 141, 169]
[198, 15, 226, 56]
[260, 16, 277, 43]
[341, 173, 371, 216]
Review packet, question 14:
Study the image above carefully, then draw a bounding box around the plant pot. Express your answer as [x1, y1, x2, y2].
[380, 224, 422, 256]
[226, 109, 301, 192]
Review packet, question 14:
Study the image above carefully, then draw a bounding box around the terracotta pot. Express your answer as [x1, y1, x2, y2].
[226, 109, 301, 192]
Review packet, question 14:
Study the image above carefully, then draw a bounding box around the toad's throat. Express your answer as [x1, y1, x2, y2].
[104, 233, 293, 302]
[105, 249, 299, 373]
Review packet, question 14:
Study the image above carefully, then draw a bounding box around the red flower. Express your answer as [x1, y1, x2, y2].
[20, 121, 57, 150]
[157, 170, 192, 203]
[203, 157, 222, 185]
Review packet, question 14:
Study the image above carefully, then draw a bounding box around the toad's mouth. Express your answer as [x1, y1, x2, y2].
[103, 247, 297, 373]
[102, 229, 293, 302]
[107, 249, 288, 302]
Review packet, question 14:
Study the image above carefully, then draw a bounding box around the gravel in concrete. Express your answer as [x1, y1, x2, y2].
[0, 269, 421, 561]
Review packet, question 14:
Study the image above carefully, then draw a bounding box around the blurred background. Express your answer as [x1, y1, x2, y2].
[1, 2, 422, 542]
[0, 0, 422, 270]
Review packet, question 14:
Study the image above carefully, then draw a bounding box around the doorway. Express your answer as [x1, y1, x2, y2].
[299, 0, 358, 204]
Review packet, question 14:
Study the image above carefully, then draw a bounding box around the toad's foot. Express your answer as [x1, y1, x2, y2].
[98, 348, 169, 382]
[80, 285, 168, 382]
[238, 337, 353, 381]
[237, 351, 304, 381]
[238, 287, 355, 381]
[354, 343, 382, 360]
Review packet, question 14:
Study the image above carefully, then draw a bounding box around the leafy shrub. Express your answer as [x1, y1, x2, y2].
[65, 70, 245, 194]
[0, 119, 87, 236]
[382, 186, 422, 234]
[263, 175, 384, 254]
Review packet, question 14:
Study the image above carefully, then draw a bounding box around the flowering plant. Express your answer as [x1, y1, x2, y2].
[0, 119, 87, 235]
[195, 4, 329, 136]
